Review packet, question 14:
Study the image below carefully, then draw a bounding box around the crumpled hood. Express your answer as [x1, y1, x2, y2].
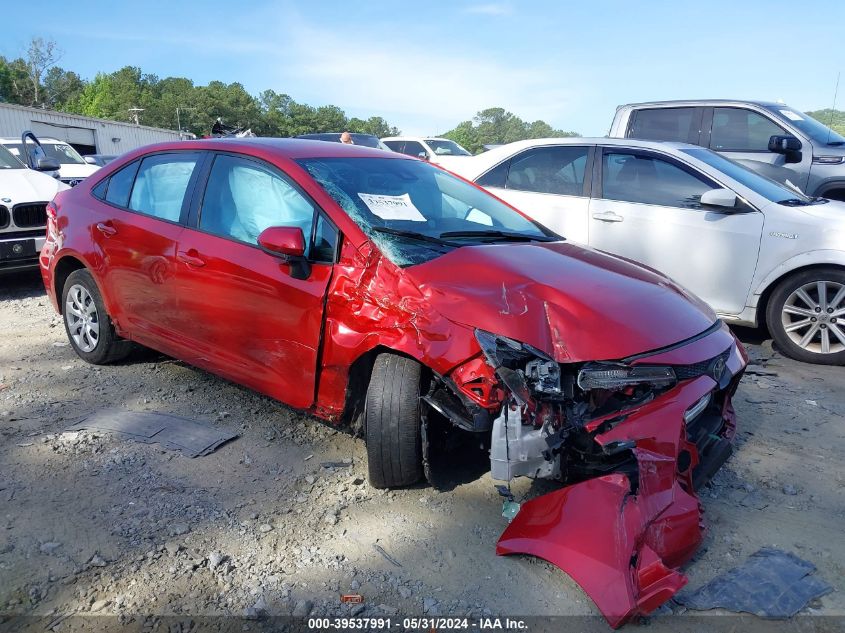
[408, 241, 717, 362]
[0, 168, 65, 205]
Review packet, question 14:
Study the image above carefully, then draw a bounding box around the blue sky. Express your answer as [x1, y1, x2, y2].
[3, 1, 844, 135]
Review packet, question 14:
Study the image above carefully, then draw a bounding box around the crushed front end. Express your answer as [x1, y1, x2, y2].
[463, 321, 746, 628]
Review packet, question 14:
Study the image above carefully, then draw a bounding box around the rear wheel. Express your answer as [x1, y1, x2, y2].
[62, 269, 132, 364]
[766, 267, 845, 365]
[364, 353, 424, 488]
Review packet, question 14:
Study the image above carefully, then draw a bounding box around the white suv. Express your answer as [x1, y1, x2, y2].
[0, 144, 68, 272]
[0, 135, 99, 187]
[381, 136, 472, 166]
[451, 137, 845, 364]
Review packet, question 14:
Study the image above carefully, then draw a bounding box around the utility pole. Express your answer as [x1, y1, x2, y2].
[128, 107, 144, 126]
[176, 106, 196, 139]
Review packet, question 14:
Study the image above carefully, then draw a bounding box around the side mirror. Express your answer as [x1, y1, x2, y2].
[418, 151, 429, 160]
[35, 157, 60, 172]
[700, 188, 738, 209]
[83, 156, 98, 165]
[768, 134, 802, 154]
[257, 226, 306, 258]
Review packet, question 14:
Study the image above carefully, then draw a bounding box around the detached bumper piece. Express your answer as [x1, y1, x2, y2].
[497, 372, 741, 628]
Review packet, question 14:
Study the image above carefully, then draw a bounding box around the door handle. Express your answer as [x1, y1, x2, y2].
[177, 250, 206, 267]
[95, 222, 117, 236]
[592, 211, 624, 223]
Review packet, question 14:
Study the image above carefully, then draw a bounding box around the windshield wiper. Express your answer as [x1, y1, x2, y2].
[371, 226, 458, 248]
[778, 198, 811, 207]
[438, 230, 559, 242]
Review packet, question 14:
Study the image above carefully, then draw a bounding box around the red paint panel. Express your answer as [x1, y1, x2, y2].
[170, 228, 333, 409]
[497, 377, 728, 627]
[411, 241, 717, 363]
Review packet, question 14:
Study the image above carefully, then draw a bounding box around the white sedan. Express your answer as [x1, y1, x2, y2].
[449, 137, 845, 365]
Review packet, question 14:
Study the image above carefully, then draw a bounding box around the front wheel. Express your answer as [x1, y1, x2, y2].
[364, 353, 424, 489]
[766, 267, 845, 365]
[62, 269, 132, 364]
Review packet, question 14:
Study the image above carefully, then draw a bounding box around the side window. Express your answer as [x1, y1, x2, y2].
[199, 155, 315, 253]
[312, 213, 339, 262]
[128, 153, 199, 221]
[104, 160, 140, 207]
[477, 160, 509, 188]
[91, 178, 108, 200]
[601, 152, 714, 209]
[383, 140, 402, 153]
[710, 108, 786, 152]
[402, 141, 426, 158]
[506, 146, 589, 196]
[629, 108, 699, 143]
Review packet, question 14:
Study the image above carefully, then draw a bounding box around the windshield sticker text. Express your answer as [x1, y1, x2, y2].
[779, 110, 804, 121]
[358, 193, 427, 222]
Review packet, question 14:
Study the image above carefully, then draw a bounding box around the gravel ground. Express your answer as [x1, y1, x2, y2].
[1, 270, 843, 630]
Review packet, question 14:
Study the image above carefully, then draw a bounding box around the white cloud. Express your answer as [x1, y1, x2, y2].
[254, 11, 586, 135]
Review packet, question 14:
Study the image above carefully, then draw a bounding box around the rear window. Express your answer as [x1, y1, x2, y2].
[629, 108, 700, 144]
[104, 161, 140, 207]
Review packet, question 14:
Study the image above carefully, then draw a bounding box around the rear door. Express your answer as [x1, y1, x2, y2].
[171, 152, 337, 408]
[475, 145, 593, 243]
[626, 106, 704, 145]
[588, 146, 763, 315]
[704, 106, 811, 192]
[90, 152, 202, 349]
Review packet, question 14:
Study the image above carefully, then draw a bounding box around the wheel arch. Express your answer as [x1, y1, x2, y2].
[813, 180, 845, 201]
[53, 255, 89, 314]
[341, 344, 433, 432]
[755, 258, 845, 330]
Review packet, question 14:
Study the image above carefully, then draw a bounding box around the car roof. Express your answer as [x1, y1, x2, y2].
[0, 136, 63, 143]
[381, 136, 453, 142]
[115, 137, 411, 161]
[449, 137, 704, 179]
[618, 99, 783, 109]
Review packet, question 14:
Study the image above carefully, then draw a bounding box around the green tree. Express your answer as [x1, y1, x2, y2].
[807, 108, 845, 136]
[441, 107, 578, 154]
[43, 67, 85, 108]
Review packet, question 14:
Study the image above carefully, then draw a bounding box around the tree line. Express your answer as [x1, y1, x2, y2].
[0, 38, 582, 151]
[6, 38, 840, 152]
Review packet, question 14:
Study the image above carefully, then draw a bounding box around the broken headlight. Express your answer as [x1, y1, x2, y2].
[474, 329, 554, 367]
[475, 329, 564, 404]
[576, 362, 676, 391]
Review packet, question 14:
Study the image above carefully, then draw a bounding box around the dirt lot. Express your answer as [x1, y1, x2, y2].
[1, 270, 843, 630]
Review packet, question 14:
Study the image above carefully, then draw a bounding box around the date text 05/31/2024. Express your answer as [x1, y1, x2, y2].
[307, 617, 528, 630]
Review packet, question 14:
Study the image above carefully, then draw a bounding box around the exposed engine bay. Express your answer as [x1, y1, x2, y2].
[421, 325, 746, 628]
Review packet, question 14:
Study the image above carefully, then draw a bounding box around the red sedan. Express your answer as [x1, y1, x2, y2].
[40, 138, 746, 626]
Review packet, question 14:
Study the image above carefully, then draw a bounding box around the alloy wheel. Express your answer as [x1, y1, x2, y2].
[65, 283, 100, 353]
[781, 280, 845, 355]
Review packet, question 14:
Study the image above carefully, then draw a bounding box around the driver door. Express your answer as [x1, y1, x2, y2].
[588, 147, 764, 316]
[171, 152, 337, 409]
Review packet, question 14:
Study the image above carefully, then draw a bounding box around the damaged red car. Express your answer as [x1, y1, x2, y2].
[40, 139, 746, 627]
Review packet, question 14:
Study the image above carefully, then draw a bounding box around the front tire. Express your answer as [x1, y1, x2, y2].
[62, 269, 132, 364]
[766, 267, 845, 365]
[364, 353, 424, 489]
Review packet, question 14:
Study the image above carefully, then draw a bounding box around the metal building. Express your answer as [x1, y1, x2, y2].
[0, 103, 192, 156]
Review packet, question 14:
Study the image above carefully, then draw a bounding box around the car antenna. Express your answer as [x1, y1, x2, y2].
[826, 72, 840, 146]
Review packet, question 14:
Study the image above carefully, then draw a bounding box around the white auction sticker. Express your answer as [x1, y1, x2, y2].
[779, 109, 804, 121]
[358, 193, 427, 222]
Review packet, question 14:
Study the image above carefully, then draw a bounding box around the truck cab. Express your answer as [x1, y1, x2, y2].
[610, 100, 845, 201]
